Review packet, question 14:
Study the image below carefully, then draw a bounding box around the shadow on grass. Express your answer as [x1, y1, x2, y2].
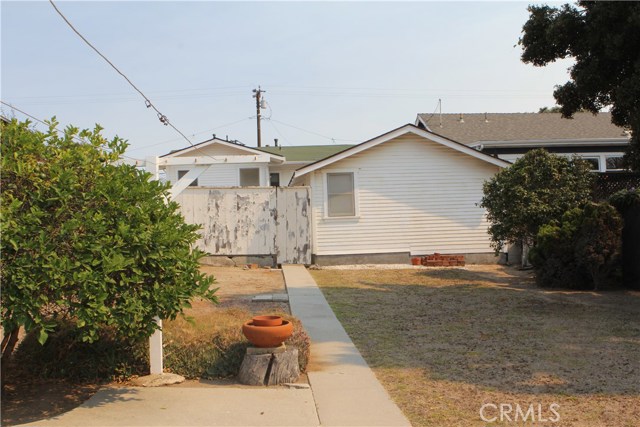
[318, 269, 640, 396]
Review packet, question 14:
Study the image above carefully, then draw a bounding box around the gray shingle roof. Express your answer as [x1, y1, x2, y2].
[416, 112, 628, 144]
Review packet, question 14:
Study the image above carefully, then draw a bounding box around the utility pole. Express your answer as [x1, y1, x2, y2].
[252, 86, 266, 147]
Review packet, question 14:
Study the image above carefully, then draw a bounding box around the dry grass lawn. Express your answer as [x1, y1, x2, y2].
[311, 265, 640, 427]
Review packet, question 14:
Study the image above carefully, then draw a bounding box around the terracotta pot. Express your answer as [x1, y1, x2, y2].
[411, 257, 422, 266]
[252, 315, 283, 327]
[242, 320, 293, 348]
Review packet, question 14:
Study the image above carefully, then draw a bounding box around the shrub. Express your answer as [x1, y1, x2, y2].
[1, 118, 216, 383]
[609, 189, 640, 289]
[529, 202, 623, 290]
[481, 149, 593, 257]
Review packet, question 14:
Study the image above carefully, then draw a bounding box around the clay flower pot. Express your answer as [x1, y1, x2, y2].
[411, 257, 422, 266]
[242, 319, 293, 348]
[252, 315, 283, 327]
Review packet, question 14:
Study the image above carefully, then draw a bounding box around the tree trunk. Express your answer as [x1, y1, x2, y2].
[1, 327, 21, 396]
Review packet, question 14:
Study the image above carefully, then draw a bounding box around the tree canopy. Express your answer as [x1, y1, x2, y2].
[520, 1, 640, 170]
[1, 118, 215, 374]
[480, 149, 593, 254]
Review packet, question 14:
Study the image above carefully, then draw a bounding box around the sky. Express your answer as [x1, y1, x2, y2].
[1, 1, 574, 160]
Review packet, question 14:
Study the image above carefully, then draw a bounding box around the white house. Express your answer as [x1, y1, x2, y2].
[415, 112, 630, 171]
[289, 124, 510, 265]
[160, 136, 352, 188]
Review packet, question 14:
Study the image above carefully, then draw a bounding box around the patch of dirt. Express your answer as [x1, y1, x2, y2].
[2, 265, 289, 426]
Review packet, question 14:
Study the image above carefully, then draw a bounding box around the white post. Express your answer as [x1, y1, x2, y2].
[149, 317, 163, 374]
[145, 156, 164, 374]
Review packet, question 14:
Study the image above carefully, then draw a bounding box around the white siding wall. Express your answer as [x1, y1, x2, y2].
[308, 134, 500, 256]
[166, 164, 269, 187]
[165, 142, 270, 186]
[270, 164, 303, 186]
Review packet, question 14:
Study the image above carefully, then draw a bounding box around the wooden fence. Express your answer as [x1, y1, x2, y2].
[174, 187, 311, 265]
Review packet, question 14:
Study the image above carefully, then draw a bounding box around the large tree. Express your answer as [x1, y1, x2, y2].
[1, 118, 216, 381]
[520, 1, 640, 171]
[480, 149, 593, 258]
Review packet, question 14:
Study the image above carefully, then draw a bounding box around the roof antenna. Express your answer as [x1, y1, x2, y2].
[438, 98, 443, 128]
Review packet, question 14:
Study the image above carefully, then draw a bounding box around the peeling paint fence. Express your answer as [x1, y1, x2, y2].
[174, 187, 311, 265]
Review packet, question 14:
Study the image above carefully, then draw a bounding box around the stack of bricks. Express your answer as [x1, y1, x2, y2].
[422, 253, 465, 267]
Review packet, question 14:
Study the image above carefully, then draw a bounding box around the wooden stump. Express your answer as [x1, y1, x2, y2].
[238, 346, 300, 386]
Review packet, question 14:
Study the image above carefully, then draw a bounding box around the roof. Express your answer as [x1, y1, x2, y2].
[291, 124, 510, 183]
[161, 137, 285, 162]
[258, 145, 354, 162]
[415, 112, 629, 144]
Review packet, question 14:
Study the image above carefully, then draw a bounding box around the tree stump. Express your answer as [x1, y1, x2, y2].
[238, 345, 300, 386]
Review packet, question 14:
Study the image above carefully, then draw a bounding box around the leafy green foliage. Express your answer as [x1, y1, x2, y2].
[520, 1, 640, 171]
[609, 189, 640, 289]
[529, 203, 623, 290]
[480, 149, 593, 252]
[1, 118, 216, 356]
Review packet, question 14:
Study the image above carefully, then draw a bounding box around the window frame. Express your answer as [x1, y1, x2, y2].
[177, 169, 198, 187]
[270, 172, 281, 187]
[239, 167, 261, 187]
[323, 170, 359, 219]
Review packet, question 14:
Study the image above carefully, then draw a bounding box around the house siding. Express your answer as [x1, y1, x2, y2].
[165, 143, 270, 186]
[308, 134, 499, 256]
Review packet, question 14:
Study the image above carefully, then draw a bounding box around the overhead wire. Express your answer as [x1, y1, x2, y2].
[264, 118, 359, 143]
[48, 0, 193, 147]
[0, 100, 144, 164]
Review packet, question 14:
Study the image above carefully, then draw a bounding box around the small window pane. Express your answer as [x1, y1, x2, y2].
[583, 158, 600, 171]
[240, 168, 260, 186]
[270, 173, 280, 187]
[606, 157, 624, 171]
[177, 170, 198, 187]
[327, 173, 355, 217]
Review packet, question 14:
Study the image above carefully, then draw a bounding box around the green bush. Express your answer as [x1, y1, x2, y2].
[529, 202, 623, 290]
[609, 189, 640, 289]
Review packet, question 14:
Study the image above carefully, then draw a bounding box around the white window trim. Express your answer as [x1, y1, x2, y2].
[322, 169, 360, 220]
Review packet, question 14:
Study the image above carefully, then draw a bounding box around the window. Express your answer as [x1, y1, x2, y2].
[326, 172, 356, 217]
[270, 172, 280, 187]
[239, 168, 260, 186]
[582, 157, 600, 171]
[177, 170, 198, 187]
[606, 156, 624, 171]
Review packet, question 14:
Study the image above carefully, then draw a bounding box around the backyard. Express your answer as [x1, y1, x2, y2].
[311, 265, 640, 426]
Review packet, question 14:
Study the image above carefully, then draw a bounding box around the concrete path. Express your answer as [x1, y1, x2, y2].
[283, 265, 411, 426]
[17, 265, 409, 427]
[20, 386, 319, 427]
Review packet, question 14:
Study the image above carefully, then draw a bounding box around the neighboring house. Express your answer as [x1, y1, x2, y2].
[161, 136, 352, 187]
[415, 112, 630, 172]
[289, 124, 510, 265]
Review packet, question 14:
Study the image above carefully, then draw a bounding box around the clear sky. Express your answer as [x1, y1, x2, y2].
[1, 1, 573, 160]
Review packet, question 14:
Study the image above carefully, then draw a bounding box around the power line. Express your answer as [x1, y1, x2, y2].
[48, 0, 193, 147]
[264, 118, 359, 143]
[127, 117, 253, 152]
[0, 100, 143, 164]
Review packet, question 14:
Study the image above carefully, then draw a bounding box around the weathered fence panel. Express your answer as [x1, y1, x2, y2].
[174, 187, 311, 264]
[276, 187, 311, 265]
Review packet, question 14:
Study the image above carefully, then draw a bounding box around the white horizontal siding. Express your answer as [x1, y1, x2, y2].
[310, 134, 500, 256]
[166, 164, 269, 186]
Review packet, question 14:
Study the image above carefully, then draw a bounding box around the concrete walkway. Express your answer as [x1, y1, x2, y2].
[21, 386, 319, 426]
[18, 265, 410, 427]
[283, 264, 410, 426]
